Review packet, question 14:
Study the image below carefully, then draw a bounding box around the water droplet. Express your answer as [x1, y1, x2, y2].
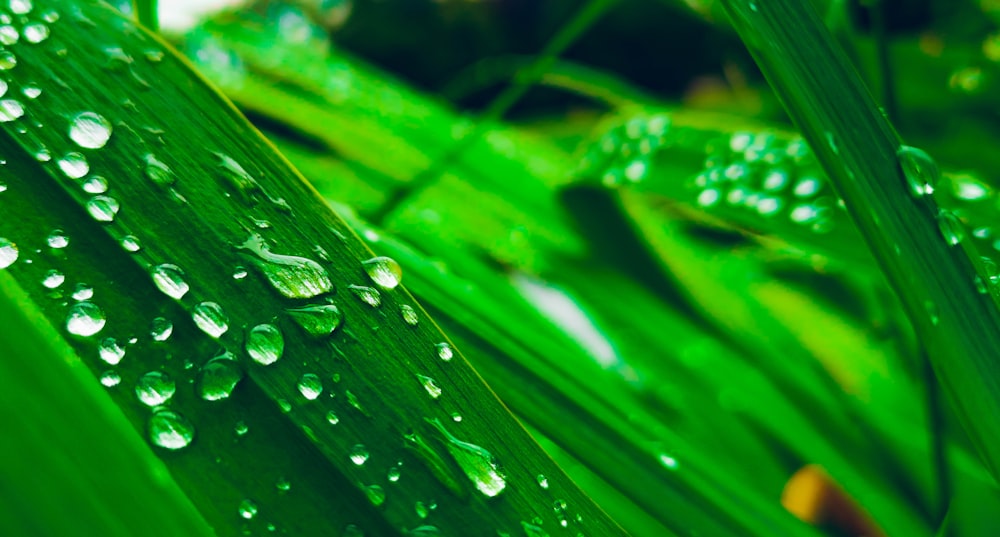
[0, 238, 17, 269]
[233, 266, 248, 280]
[350, 444, 369, 465]
[193, 302, 229, 338]
[150, 317, 173, 341]
[234, 420, 249, 436]
[22, 85, 40, 99]
[297, 373, 323, 400]
[42, 269, 64, 289]
[82, 175, 109, 194]
[98, 337, 125, 365]
[0, 25, 18, 45]
[68, 111, 113, 149]
[136, 371, 176, 406]
[22, 23, 48, 43]
[100, 370, 121, 387]
[46, 229, 69, 249]
[71, 283, 93, 301]
[286, 304, 342, 337]
[417, 375, 442, 399]
[247, 323, 283, 365]
[151, 263, 189, 300]
[277, 398, 292, 413]
[86, 195, 120, 222]
[362, 256, 402, 289]
[275, 477, 291, 492]
[238, 499, 258, 520]
[57, 152, 89, 179]
[66, 301, 105, 337]
[949, 172, 990, 201]
[348, 284, 381, 307]
[144, 154, 175, 186]
[148, 408, 195, 450]
[400, 304, 419, 326]
[198, 352, 243, 401]
[10, 0, 33, 15]
[0, 80, 6, 98]
[427, 418, 506, 497]
[792, 176, 822, 197]
[121, 235, 141, 252]
[983, 256, 999, 285]
[898, 145, 940, 197]
[364, 485, 385, 506]
[326, 410, 339, 425]
[0, 52, 16, 71]
[451, 412, 462, 422]
[937, 209, 965, 246]
[436, 342, 453, 362]
[658, 453, 679, 469]
[415, 501, 429, 519]
[238, 235, 333, 299]
[388, 466, 401, 482]
[537, 474, 549, 489]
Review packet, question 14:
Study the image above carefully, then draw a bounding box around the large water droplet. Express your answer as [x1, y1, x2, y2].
[0, 238, 19, 269]
[57, 152, 89, 179]
[898, 145, 940, 197]
[198, 352, 243, 401]
[297, 373, 323, 400]
[417, 375, 442, 399]
[362, 256, 403, 290]
[151, 263, 189, 300]
[66, 301, 106, 337]
[151, 316, 173, 341]
[286, 304, 342, 337]
[148, 408, 195, 450]
[69, 111, 113, 149]
[10, 0, 33, 15]
[193, 302, 229, 338]
[937, 209, 965, 246]
[350, 444, 369, 465]
[349, 284, 381, 307]
[98, 337, 125, 365]
[239, 234, 332, 299]
[247, 323, 284, 365]
[427, 418, 506, 497]
[136, 371, 176, 406]
[86, 195, 120, 222]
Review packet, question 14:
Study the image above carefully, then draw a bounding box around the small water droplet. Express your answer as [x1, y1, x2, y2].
[427, 418, 506, 497]
[937, 209, 965, 246]
[42, 269, 64, 289]
[417, 375, 442, 399]
[415, 501, 428, 519]
[792, 176, 822, 197]
[151, 263, 189, 300]
[98, 337, 125, 365]
[68, 111, 113, 149]
[22, 85, 41, 99]
[350, 444, 369, 465]
[144, 153, 175, 186]
[233, 266, 248, 280]
[388, 466, 401, 482]
[66, 301, 105, 337]
[297, 373, 323, 400]
[436, 342, 453, 362]
[362, 256, 403, 289]
[400, 304, 419, 326]
[150, 317, 173, 341]
[238, 499, 258, 520]
[86, 195, 120, 222]
[10, 0, 33, 15]
[0, 52, 16, 71]
[247, 323, 284, 365]
[0, 238, 17, 269]
[537, 474, 549, 489]
[82, 175, 109, 194]
[148, 408, 195, 450]
[326, 410, 340, 425]
[198, 352, 243, 401]
[57, 152, 89, 179]
[658, 452, 679, 470]
[348, 284, 381, 307]
[71, 283, 93, 301]
[898, 145, 940, 197]
[46, 229, 69, 249]
[238, 234, 333, 299]
[121, 235, 141, 252]
[364, 484, 386, 506]
[100, 370, 121, 387]
[136, 371, 176, 406]
[451, 412, 462, 422]
[192, 302, 229, 338]
[275, 477, 291, 492]
[234, 420, 249, 436]
[286, 304, 343, 337]
[0, 25, 17, 45]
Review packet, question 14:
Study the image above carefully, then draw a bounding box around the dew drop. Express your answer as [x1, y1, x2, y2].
[949, 172, 990, 201]
[10, 0, 33, 15]
[350, 444, 369, 465]
[898, 145, 940, 197]
[198, 352, 243, 401]
[247, 323, 284, 365]
[150, 316, 173, 341]
[46, 229, 69, 249]
[86, 195, 120, 222]
[57, 152, 89, 179]
[100, 370, 121, 387]
[297, 373, 323, 400]
[238, 235, 333, 299]
[0, 238, 17, 269]
[148, 408, 195, 450]
[982, 256, 999, 285]
[417, 375, 442, 399]
[388, 466, 401, 482]
[415, 501, 428, 519]
[658, 452, 679, 470]
[121, 235, 141, 252]
[0, 26, 17, 45]
[326, 410, 340, 425]
[192, 301, 229, 338]
[362, 256, 403, 289]
[275, 477, 291, 492]
[427, 418, 506, 497]
[66, 301, 105, 337]
[42, 269, 64, 289]
[22, 85, 40, 99]
[0, 52, 15, 71]
[151, 263, 189, 300]
[937, 209, 965, 246]
[364, 485, 386, 507]
[22, 23, 48, 43]
[286, 304, 343, 337]
[234, 420, 249, 436]
[144, 154, 175, 186]
[136, 371, 176, 406]
[82, 175, 109, 194]
[71, 283, 93, 301]
[238, 499, 258, 520]
[0, 98, 23, 123]
[400, 304, 419, 326]
[537, 474, 549, 489]
[792, 176, 822, 197]
[98, 337, 125, 365]
[233, 266, 248, 280]
[348, 284, 381, 307]
[436, 342, 453, 362]
[68, 111, 113, 149]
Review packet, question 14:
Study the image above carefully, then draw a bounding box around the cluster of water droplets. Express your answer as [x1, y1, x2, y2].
[577, 113, 672, 187]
